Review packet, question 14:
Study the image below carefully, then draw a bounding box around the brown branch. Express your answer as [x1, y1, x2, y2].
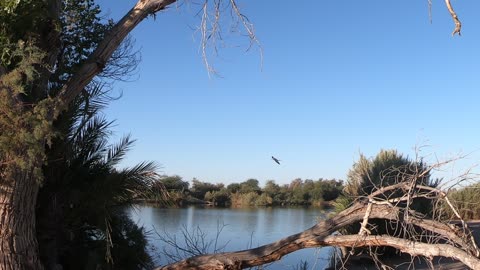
[445, 0, 462, 36]
[368, 182, 480, 255]
[54, 0, 176, 117]
[359, 202, 373, 236]
[320, 235, 480, 270]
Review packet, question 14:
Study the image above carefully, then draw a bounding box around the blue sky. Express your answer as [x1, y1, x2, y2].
[98, 0, 480, 186]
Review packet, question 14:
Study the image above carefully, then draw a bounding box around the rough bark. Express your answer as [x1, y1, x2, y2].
[0, 166, 42, 270]
[320, 235, 480, 269]
[156, 201, 480, 270]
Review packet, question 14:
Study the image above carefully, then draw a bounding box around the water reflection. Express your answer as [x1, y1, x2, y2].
[130, 205, 333, 269]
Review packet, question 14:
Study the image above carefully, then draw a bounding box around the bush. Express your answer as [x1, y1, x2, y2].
[337, 149, 438, 256]
[230, 192, 259, 207]
[204, 188, 230, 206]
[443, 183, 480, 220]
[255, 193, 273, 206]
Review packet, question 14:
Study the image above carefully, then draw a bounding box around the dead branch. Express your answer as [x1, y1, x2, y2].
[445, 0, 462, 36]
[320, 235, 480, 269]
[197, 0, 262, 76]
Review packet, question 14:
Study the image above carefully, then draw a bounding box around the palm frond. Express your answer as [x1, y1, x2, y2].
[68, 81, 113, 141]
[105, 134, 134, 168]
[69, 116, 113, 168]
[115, 161, 159, 201]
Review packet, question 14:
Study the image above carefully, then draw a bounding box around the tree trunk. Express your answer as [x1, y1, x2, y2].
[0, 166, 42, 270]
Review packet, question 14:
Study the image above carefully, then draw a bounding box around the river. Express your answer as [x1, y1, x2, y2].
[129, 205, 336, 269]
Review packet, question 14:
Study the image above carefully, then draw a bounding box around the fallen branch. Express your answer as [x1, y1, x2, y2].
[320, 235, 480, 269]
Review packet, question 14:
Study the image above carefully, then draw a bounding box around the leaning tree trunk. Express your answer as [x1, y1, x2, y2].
[0, 165, 42, 270]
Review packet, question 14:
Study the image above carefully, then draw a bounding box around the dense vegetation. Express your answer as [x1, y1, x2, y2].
[443, 183, 480, 220]
[334, 149, 440, 257]
[150, 175, 344, 207]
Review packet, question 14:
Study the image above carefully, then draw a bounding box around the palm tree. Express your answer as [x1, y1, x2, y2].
[37, 83, 155, 270]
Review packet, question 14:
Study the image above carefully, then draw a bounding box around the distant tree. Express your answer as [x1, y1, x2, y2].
[239, 178, 261, 194]
[191, 179, 223, 199]
[289, 178, 303, 190]
[159, 175, 190, 191]
[263, 180, 280, 197]
[310, 179, 343, 201]
[226, 183, 241, 194]
[204, 188, 230, 206]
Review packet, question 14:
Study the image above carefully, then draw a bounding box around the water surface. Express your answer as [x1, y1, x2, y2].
[130, 205, 334, 269]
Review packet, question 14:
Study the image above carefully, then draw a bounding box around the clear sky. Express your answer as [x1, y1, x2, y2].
[97, 0, 480, 186]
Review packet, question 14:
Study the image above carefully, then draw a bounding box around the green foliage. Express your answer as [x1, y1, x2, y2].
[0, 43, 54, 182]
[153, 177, 343, 207]
[54, 0, 115, 86]
[204, 188, 230, 206]
[231, 192, 259, 207]
[443, 183, 480, 220]
[264, 180, 280, 197]
[239, 178, 261, 194]
[39, 111, 156, 269]
[345, 149, 430, 197]
[332, 195, 351, 213]
[0, 0, 46, 67]
[230, 192, 273, 207]
[255, 193, 273, 206]
[226, 182, 241, 193]
[336, 149, 438, 256]
[64, 211, 153, 270]
[339, 149, 434, 211]
[158, 175, 189, 191]
[190, 179, 224, 199]
[1, 0, 21, 14]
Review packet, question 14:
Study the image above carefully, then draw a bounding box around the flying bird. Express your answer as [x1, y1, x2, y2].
[271, 156, 281, 165]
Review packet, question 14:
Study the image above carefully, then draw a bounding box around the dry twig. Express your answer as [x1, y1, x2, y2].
[445, 0, 462, 36]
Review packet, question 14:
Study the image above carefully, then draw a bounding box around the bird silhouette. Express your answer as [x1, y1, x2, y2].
[271, 156, 281, 165]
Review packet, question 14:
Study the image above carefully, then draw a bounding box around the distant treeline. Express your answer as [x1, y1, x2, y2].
[149, 176, 344, 207]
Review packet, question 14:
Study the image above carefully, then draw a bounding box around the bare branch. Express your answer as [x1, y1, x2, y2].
[321, 235, 480, 270]
[195, 0, 262, 77]
[445, 0, 462, 36]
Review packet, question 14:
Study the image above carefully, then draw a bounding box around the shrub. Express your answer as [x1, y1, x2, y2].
[337, 149, 438, 256]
